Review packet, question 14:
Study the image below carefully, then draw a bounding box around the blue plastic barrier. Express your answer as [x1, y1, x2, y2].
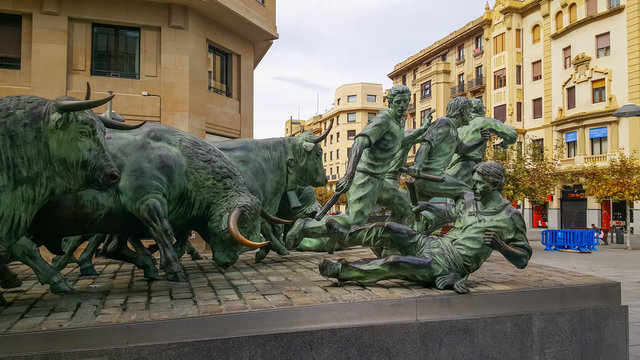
[541, 229, 600, 252]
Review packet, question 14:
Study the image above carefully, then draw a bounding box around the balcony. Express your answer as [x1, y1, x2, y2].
[468, 77, 484, 91]
[331, 174, 337, 180]
[560, 157, 575, 166]
[450, 83, 465, 97]
[585, 153, 615, 164]
[406, 103, 416, 113]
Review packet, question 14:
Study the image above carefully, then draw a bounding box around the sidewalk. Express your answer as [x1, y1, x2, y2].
[526, 229, 640, 359]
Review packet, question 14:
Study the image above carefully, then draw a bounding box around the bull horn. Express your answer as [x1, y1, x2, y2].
[55, 94, 115, 113]
[84, 82, 91, 100]
[228, 208, 269, 248]
[99, 115, 146, 130]
[261, 209, 295, 225]
[310, 119, 334, 143]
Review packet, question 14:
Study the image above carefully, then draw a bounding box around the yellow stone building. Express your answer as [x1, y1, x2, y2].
[0, 0, 278, 139]
[389, 0, 638, 231]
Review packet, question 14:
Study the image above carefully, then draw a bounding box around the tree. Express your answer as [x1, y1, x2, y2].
[314, 186, 347, 210]
[485, 137, 560, 207]
[579, 151, 640, 249]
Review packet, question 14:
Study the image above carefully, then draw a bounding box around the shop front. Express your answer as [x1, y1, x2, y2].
[561, 185, 587, 229]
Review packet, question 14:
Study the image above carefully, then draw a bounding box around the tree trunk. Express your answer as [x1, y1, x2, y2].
[627, 200, 632, 250]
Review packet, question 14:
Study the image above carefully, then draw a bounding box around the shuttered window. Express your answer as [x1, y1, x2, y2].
[0, 13, 22, 70]
[532, 60, 542, 81]
[533, 98, 543, 119]
[494, 104, 506, 123]
[567, 86, 576, 109]
[596, 33, 610, 58]
[592, 79, 606, 103]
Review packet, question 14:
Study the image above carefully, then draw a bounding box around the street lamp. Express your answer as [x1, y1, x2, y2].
[142, 91, 161, 122]
[289, 116, 302, 137]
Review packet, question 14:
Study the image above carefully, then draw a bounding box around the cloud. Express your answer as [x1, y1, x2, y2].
[273, 76, 333, 92]
[253, 0, 496, 139]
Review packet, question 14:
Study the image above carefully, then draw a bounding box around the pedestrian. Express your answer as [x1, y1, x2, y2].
[592, 223, 607, 245]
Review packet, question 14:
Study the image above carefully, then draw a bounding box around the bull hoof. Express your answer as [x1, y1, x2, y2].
[143, 267, 162, 281]
[0, 271, 22, 289]
[167, 271, 188, 282]
[49, 279, 74, 294]
[255, 246, 270, 263]
[79, 266, 99, 276]
[190, 251, 204, 261]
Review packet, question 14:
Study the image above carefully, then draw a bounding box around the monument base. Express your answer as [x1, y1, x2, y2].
[1, 282, 627, 360]
[0, 249, 628, 359]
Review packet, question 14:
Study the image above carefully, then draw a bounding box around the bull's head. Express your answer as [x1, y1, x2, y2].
[206, 196, 265, 268]
[48, 85, 144, 192]
[286, 119, 333, 189]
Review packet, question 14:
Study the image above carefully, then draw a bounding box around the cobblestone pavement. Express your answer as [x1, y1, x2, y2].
[527, 229, 640, 359]
[0, 245, 607, 335]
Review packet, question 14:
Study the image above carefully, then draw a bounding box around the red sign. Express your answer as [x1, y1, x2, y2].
[568, 193, 583, 198]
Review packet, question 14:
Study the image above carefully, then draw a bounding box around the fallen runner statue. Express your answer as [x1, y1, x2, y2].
[319, 161, 531, 294]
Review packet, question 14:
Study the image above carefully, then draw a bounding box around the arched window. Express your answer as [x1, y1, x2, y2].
[532, 24, 541, 44]
[555, 11, 564, 31]
[569, 3, 577, 23]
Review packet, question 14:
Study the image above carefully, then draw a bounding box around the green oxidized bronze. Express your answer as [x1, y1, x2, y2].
[319, 162, 532, 293]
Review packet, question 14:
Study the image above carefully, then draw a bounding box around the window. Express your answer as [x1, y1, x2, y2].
[556, 11, 564, 31]
[566, 133, 577, 158]
[337, 98, 341, 106]
[0, 13, 21, 70]
[592, 79, 606, 103]
[567, 86, 576, 109]
[532, 60, 542, 81]
[592, 137, 607, 155]
[421, 81, 432, 99]
[336, 149, 340, 159]
[441, 54, 447, 61]
[256, 0, 264, 3]
[563, 46, 571, 69]
[347, 130, 356, 140]
[475, 65, 483, 80]
[347, 147, 352, 158]
[596, 33, 610, 58]
[457, 44, 464, 61]
[458, 73, 464, 86]
[324, 153, 326, 162]
[412, 68, 417, 80]
[402, 74, 406, 85]
[609, 0, 620, 8]
[336, 166, 339, 176]
[92, 23, 140, 79]
[420, 108, 432, 125]
[336, 132, 340, 142]
[347, 113, 356, 122]
[569, 4, 577, 24]
[532, 139, 544, 160]
[412, 118, 416, 129]
[516, 65, 522, 85]
[516, 29, 522, 48]
[532, 25, 541, 44]
[336, 115, 340, 124]
[474, 35, 483, 52]
[516, 102, 522, 122]
[493, 33, 505, 54]
[330, 135, 333, 144]
[590, 127, 608, 155]
[347, 95, 357, 103]
[533, 98, 543, 119]
[494, 68, 506, 89]
[368, 112, 376, 121]
[494, 104, 506, 123]
[367, 94, 376, 102]
[330, 151, 333, 161]
[586, 0, 597, 16]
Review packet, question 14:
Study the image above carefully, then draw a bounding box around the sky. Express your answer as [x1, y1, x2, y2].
[253, 0, 495, 139]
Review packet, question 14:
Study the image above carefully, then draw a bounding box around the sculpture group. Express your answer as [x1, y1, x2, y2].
[0, 83, 531, 304]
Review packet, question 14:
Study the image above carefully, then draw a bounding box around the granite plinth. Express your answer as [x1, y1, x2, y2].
[0, 248, 628, 359]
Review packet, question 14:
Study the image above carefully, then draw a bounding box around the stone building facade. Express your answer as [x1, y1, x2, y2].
[389, 0, 639, 230]
[0, 0, 278, 139]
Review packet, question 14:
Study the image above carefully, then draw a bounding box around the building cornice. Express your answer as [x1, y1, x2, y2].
[388, 15, 490, 79]
[551, 4, 625, 40]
